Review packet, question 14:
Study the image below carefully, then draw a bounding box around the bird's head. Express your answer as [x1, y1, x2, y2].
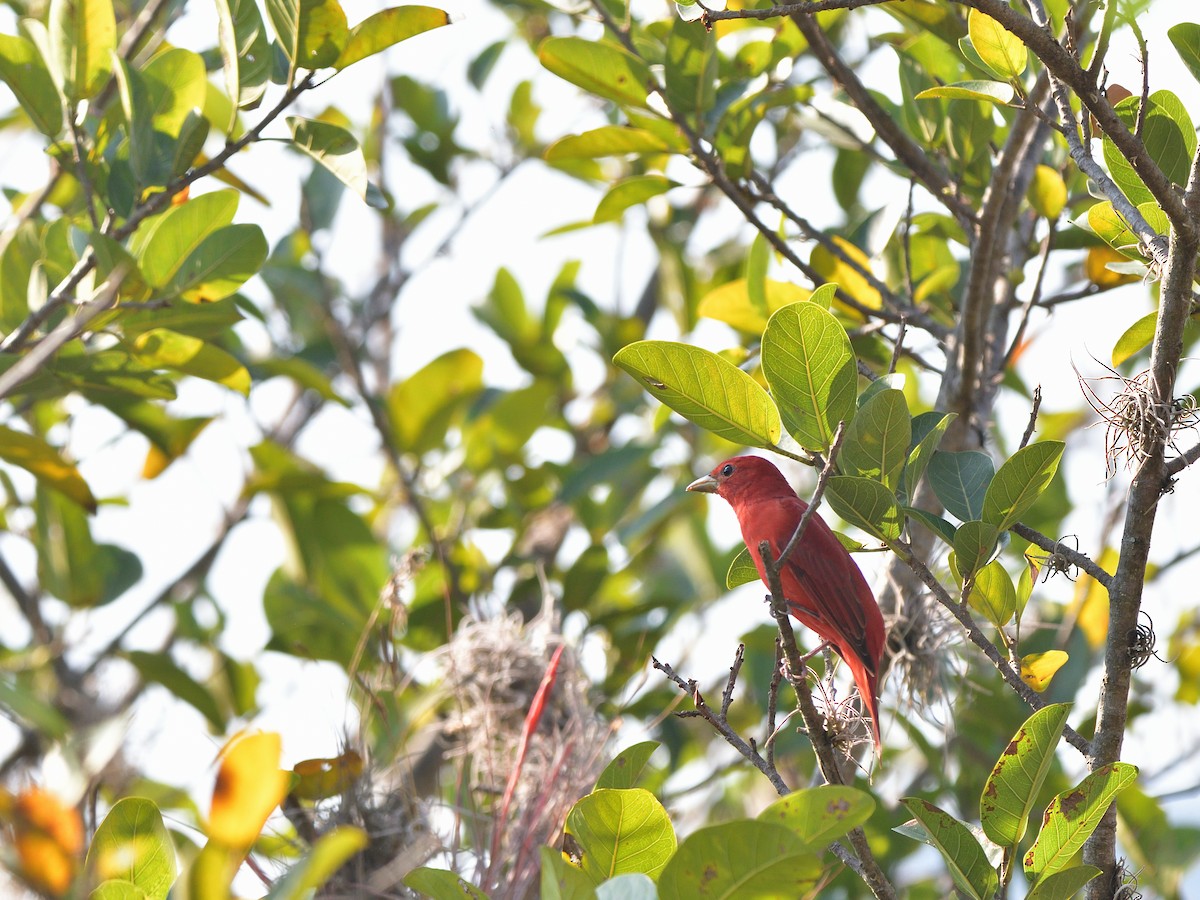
[686, 455, 795, 506]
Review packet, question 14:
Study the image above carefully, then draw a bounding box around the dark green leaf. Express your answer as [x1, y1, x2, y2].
[928, 450, 993, 521]
[952, 520, 1000, 581]
[403, 868, 490, 900]
[215, 0, 272, 118]
[161, 224, 268, 302]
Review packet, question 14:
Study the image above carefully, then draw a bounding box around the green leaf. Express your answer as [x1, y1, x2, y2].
[595, 742, 659, 790]
[1025, 866, 1103, 900]
[915, 80, 1014, 104]
[905, 506, 957, 545]
[967, 8, 1026, 79]
[141, 48, 207, 136]
[112, 56, 155, 184]
[36, 487, 142, 607]
[952, 520, 1000, 581]
[162, 223, 267, 302]
[714, 84, 813, 178]
[593, 175, 676, 224]
[761, 302, 857, 452]
[403, 868, 490, 900]
[545, 125, 682, 161]
[567, 788, 675, 882]
[335, 5, 450, 70]
[1085, 201, 1138, 254]
[91, 879, 149, 899]
[214, 0, 271, 118]
[387, 348, 484, 454]
[540, 847, 596, 900]
[613, 341, 782, 448]
[982, 441, 1064, 531]
[49, 0, 116, 100]
[897, 798, 999, 900]
[757, 785, 875, 852]
[905, 411, 955, 496]
[85, 798, 176, 900]
[824, 475, 903, 542]
[0, 34, 64, 135]
[538, 36, 655, 111]
[288, 116, 386, 208]
[130, 329, 251, 395]
[297, 0, 349, 68]
[0, 677, 71, 739]
[966, 560, 1017, 628]
[1169, 23, 1200, 84]
[928, 450, 994, 521]
[126, 650, 226, 731]
[664, 15, 715, 127]
[840, 388, 911, 489]
[135, 189, 240, 285]
[1102, 92, 1197, 203]
[1024, 762, 1139, 880]
[266, 827, 367, 899]
[727, 546, 760, 589]
[657, 821, 822, 899]
[0, 425, 96, 511]
[980, 703, 1072, 848]
[1112, 311, 1158, 366]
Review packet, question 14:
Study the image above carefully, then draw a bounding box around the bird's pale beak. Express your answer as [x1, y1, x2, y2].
[686, 474, 719, 494]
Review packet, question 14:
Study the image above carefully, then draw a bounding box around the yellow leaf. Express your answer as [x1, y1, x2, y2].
[697, 278, 810, 332]
[1085, 246, 1139, 287]
[1071, 548, 1117, 648]
[968, 9, 1027, 80]
[208, 731, 289, 848]
[1027, 164, 1067, 219]
[810, 237, 882, 318]
[0, 426, 96, 512]
[1020, 650, 1069, 692]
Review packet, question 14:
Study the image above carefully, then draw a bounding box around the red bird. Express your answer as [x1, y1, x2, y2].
[687, 455, 886, 749]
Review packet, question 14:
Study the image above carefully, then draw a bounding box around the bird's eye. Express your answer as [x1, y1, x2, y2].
[721, 463, 734, 477]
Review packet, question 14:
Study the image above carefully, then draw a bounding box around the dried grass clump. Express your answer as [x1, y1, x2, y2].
[885, 593, 965, 718]
[1075, 362, 1200, 477]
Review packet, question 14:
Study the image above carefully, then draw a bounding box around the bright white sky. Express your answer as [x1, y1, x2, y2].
[2, 0, 1200, 893]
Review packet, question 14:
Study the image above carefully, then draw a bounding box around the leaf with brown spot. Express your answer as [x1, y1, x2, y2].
[980, 703, 1072, 849]
[1023, 762, 1138, 882]
[757, 785, 875, 852]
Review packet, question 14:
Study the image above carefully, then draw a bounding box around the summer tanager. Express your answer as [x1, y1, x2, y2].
[688, 455, 886, 749]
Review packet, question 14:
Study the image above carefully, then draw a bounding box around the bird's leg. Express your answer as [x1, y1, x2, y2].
[801, 641, 834, 666]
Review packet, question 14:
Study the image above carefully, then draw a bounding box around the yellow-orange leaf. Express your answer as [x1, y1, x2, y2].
[0, 426, 96, 512]
[697, 278, 810, 333]
[208, 731, 289, 848]
[1020, 650, 1069, 692]
[1085, 246, 1139, 287]
[291, 750, 364, 801]
[7, 788, 84, 896]
[1071, 548, 1117, 648]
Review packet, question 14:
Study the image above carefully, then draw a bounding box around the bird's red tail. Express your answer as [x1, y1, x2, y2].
[841, 648, 881, 751]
